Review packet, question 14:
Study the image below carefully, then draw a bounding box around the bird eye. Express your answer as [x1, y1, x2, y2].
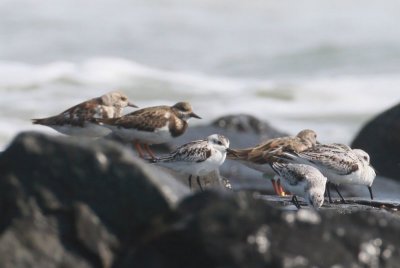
[363, 156, 368, 161]
[217, 141, 223, 145]
[121, 97, 127, 101]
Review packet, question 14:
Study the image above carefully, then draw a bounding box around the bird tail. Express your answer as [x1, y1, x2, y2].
[150, 154, 175, 163]
[226, 148, 251, 160]
[31, 118, 44, 125]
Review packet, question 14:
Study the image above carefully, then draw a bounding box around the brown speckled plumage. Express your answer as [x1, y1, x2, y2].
[227, 129, 318, 164]
[100, 101, 199, 138]
[32, 91, 136, 128]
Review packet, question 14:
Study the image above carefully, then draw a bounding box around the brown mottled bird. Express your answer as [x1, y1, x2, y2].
[227, 129, 318, 196]
[32, 90, 137, 137]
[98, 102, 201, 159]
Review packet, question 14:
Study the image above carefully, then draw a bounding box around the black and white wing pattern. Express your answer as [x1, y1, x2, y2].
[271, 162, 307, 186]
[155, 138, 211, 163]
[285, 144, 359, 175]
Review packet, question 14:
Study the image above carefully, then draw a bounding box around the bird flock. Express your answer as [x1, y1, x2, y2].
[32, 90, 376, 210]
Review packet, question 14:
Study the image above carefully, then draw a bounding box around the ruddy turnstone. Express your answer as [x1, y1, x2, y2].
[283, 143, 376, 203]
[270, 162, 327, 209]
[227, 129, 318, 196]
[152, 134, 233, 190]
[99, 102, 201, 159]
[32, 90, 137, 137]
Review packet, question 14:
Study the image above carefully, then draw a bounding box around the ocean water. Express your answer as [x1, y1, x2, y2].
[1, 0, 400, 149]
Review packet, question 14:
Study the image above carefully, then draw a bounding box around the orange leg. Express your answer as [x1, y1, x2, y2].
[143, 144, 156, 159]
[277, 179, 286, 197]
[271, 179, 281, 195]
[133, 141, 145, 158]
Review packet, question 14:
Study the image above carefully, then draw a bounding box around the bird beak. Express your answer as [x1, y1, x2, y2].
[128, 101, 139, 108]
[190, 112, 202, 119]
[226, 148, 238, 157]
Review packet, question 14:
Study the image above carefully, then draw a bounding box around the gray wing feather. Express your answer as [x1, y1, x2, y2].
[295, 145, 359, 175]
[155, 139, 210, 163]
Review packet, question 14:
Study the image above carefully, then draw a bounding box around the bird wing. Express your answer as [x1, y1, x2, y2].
[100, 106, 170, 131]
[156, 139, 211, 163]
[296, 146, 359, 175]
[271, 162, 305, 186]
[32, 98, 102, 127]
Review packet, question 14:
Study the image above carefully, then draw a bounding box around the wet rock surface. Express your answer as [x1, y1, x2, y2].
[0, 132, 188, 268]
[352, 102, 400, 180]
[130, 191, 400, 268]
[0, 110, 400, 268]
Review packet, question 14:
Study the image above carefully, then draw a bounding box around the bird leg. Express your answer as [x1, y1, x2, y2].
[326, 182, 333, 203]
[143, 144, 156, 159]
[277, 179, 287, 197]
[368, 186, 374, 200]
[188, 175, 192, 190]
[133, 141, 145, 158]
[291, 195, 301, 209]
[197, 176, 204, 192]
[332, 184, 346, 203]
[271, 179, 281, 195]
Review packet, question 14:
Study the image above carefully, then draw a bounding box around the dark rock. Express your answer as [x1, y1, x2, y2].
[352, 103, 400, 180]
[211, 114, 285, 139]
[128, 191, 400, 268]
[0, 132, 189, 268]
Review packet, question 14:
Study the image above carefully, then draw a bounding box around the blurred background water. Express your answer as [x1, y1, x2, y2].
[1, 0, 400, 149]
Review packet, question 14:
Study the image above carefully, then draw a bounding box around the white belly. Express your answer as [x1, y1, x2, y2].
[51, 123, 111, 138]
[280, 177, 307, 198]
[162, 150, 227, 177]
[109, 125, 173, 144]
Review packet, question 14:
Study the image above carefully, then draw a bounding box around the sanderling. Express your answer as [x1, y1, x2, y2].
[283, 143, 376, 203]
[152, 134, 233, 190]
[32, 90, 137, 137]
[270, 162, 327, 209]
[99, 102, 201, 159]
[227, 129, 318, 196]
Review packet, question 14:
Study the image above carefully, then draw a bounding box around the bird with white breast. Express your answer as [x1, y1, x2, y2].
[99, 101, 201, 159]
[152, 134, 233, 190]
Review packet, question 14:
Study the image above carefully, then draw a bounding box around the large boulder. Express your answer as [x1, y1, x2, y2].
[352, 103, 400, 180]
[128, 191, 400, 268]
[0, 132, 189, 268]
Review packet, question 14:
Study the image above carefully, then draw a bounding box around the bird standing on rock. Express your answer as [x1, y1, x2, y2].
[282, 143, 376, 203]
[32, 90, 137, 138]
[152, 134, 233, 191]
[271, 161, 327, 209]
[227, 129, 319, 196]
[99, 102, 201, 159]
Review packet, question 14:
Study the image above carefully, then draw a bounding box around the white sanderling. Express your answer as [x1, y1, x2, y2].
[283, 143, 376, 203]
[152, 134, 233, 190]
[227, 129, 318, 196]
[271, 162, 327, 209]
[32, 90, 137, 138]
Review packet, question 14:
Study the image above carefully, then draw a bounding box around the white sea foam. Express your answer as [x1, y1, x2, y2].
[0, 58, 399, 150]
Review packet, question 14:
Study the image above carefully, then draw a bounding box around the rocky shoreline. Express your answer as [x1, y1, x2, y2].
[0, 107, 400, 268]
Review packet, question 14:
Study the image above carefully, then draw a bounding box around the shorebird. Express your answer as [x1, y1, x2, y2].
[99, 102, 201, 159]
[227, 129, 318, 196]
[270, 162, 327, 209]
[152, 134, 233, 190]
[282, 143, 376, 203]
[32, 90, 137, 137]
